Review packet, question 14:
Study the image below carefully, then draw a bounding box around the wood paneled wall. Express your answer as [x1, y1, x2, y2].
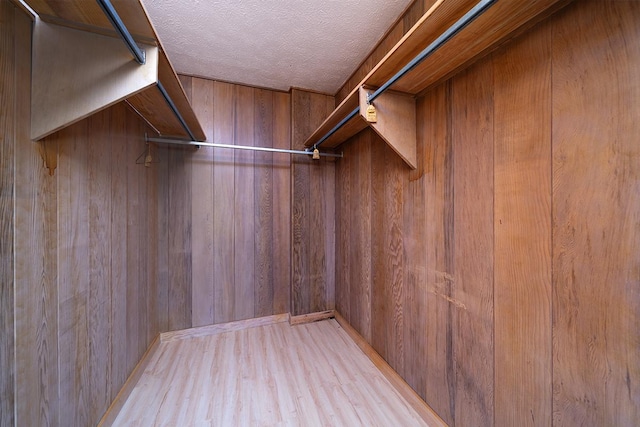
[2, 1, 189, 424]
[0, 1, 24, 424]
[334, 1, 640, 425]
[179, 76, 292, 325]
[290, 89, 336, 315]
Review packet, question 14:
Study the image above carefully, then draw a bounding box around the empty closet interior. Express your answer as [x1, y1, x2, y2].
[2, 0, 638, 425]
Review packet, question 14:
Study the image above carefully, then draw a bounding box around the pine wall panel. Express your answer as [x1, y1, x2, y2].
[333, 1, 640, 425]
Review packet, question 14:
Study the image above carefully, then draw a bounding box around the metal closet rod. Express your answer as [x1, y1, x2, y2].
[147, 137, 344, 158]
[312, 0, 497, 151]
[96, 0, 146, 64]
[156, 82, 198, 141]
[96, 0, 198, 141]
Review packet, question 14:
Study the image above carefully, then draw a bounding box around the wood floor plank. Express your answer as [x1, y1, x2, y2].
[111, 319, 431, 426]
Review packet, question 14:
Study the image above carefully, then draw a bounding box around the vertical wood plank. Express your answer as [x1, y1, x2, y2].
[190, 77, 215, 327]
[234, 84, 256, 320]
[213, 81, 235, 323]
[420, 84, 454, 425]
[168, 143, 192, 331]
[88, 108, 113, 420]
[254, 88, 275, 318]
[145, 121, 160, 341]
[132, 116, 149, 359]
[13, 6, 60, 426]
[370, 130, 387, 359]
[0, 2, 16, 423]
[155, 142, 170, 333]
[110, 103, 129, 394]
[349, 131, 372, 342]
[552, 2, 640, 425]
[384, 136, 405, 377]
[272, 91, 291, 314]
[335, 137, 351, 321]
[57, 119, 91, 427]
[291, 89, 311, 315]
[494, 24, 552, 426]
[125, 114, 141, 370]
[403, 90, 427, 400]
[291, 89, 335, 316]
[450, 59, 494, 427]
[308, 93, 334, 313]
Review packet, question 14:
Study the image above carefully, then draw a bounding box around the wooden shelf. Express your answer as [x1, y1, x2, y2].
[304, 0, 570, 167]
[28, 0, 205, 141]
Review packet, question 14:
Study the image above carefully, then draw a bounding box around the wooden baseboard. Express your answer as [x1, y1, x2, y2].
[289, 310, 335, 325]
[98, 335, 161, 427]
[333, 312, 448, 427]
[160, 313, 290, 343]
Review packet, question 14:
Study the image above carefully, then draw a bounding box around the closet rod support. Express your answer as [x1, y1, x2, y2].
[310, 106, 360, 151]
[147, 137, 343, 158]
[367, 0, 496, 104]
[96, 0, 146, 64]
[312, 0, 496, 150]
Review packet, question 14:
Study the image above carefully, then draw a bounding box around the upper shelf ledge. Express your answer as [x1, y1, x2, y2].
[28, 0, 205, 141]
[304, 0, 571, 167]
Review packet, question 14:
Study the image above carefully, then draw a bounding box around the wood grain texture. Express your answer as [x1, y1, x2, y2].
[112, 319, 430, 426]
[551, 1, 640, 425]
[290, 89, 336, 316]
[98, 337, 161, 427]
[351, 131, 372, 343]
[12, 95, 178, 426]
[369, 130, 406, 377]
[335, 2, 640, 426]
[359, 86, 417, 169]
[334, 313, 446, 427]
[176, 76, 292, 325]
[161, 313, 290, 343]
[190, 77, 215, 327]
[88, 107, 114, 420]
[493, 22, 552, 426]
[254, 88, 275, 318]
[450, 58, 495, 427]
[272, 90, 292, 314]
[233, 84, 256, 320]
[0, 2, 16, 424]
[420, 83, 453, 424]
[167, 144, 193, 331]
[212, 81, 236, 323]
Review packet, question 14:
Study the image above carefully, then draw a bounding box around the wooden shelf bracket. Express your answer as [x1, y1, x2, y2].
[359, 86, 417, 170]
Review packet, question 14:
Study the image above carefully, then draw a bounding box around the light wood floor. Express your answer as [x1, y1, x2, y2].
[112, 318, 429, 426]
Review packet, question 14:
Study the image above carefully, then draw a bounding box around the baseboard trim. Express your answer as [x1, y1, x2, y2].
[289, 309, 335, 325]
[334, 312, 448, 427]
[160, 313, 291, 343]
[98, 335, 161, 427]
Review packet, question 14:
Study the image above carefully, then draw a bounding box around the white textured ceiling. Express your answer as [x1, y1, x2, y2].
[142, 0, 413, 94]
